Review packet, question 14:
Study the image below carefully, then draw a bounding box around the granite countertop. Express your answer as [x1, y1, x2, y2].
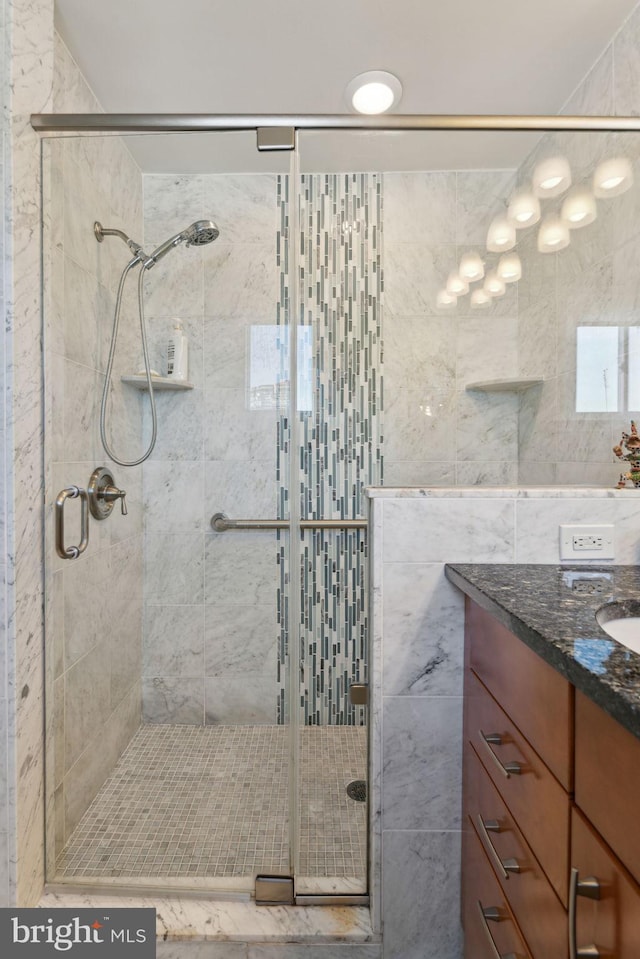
[444, 564, 640, 740]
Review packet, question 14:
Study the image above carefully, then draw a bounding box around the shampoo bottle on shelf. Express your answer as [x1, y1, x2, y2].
[167, 320, 189, 381]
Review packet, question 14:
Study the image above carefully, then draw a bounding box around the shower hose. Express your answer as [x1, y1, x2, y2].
[100, 256, 158, 467]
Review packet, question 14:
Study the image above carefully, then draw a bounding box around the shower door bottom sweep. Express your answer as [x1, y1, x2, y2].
[54, 723, 366, 890]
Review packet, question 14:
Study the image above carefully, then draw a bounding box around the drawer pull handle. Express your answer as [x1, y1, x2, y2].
[476, 901, 518, 959]
[477, 815, 521, 880]
[479, 730, 522, 778]
[569, 867, 601, 959]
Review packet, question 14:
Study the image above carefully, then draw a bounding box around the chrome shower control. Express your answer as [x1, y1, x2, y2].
[88, 467, 128, 520]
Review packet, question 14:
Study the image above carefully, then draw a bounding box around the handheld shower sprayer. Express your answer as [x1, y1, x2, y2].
[95, 218, 220, 467]
[145, 220, 220, 269]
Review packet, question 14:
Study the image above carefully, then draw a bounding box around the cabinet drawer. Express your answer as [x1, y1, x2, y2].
[571, 806, 640, 959]
[466, 598, 573, 791]
[464, 744, 568, 958]
[465, 669, 571, 907]
[462, 818, 533, 959]
[575, 690, 640, 883]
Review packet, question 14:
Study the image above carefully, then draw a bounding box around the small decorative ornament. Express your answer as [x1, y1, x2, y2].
[613, 421, 640, 487]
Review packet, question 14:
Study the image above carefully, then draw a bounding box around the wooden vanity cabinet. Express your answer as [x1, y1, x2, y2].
[570, 806, 640, 959]
[571, 690, 640, 959]
[463, 598, 571, 958]
[574, 690, 640, 881]
[463, 596, 640, 959]
[466, 598, 573, 790]
[462, 810, 533, 959]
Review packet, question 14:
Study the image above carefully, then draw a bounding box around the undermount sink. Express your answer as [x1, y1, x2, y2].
[596, 600, 640, 655]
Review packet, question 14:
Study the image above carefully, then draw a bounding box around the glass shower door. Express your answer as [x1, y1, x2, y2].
[42, 129, 298, 894]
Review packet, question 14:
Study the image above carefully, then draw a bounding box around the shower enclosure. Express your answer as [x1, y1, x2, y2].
[40, 113, 640, 903]
[42, 128, 375, 899]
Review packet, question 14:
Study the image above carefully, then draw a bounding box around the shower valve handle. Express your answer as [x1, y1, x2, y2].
[103, 485, 128, 515]
[88, 467, 128, 519]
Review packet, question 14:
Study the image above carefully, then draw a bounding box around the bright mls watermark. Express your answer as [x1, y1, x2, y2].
[0, 908, 156, 956]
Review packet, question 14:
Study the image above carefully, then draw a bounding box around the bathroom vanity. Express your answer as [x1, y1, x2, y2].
[445, 564, 640, 959]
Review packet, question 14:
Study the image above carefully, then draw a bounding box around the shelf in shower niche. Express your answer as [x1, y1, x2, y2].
[121, 375, 194, 391]
[465, 377, 544, 393]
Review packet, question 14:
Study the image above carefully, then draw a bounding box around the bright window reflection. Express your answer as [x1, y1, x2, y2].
[576, 326, 640, 412]
[248, 325, 313, 412]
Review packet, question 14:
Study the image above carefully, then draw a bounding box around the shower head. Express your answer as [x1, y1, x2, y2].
[145, 219, 220, 269]
[184, 220, 220, 246]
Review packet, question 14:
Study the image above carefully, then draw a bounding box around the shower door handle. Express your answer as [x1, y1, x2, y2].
[55, 486, 90, 559]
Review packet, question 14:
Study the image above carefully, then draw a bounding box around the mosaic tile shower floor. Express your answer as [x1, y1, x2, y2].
[56, 724, 367, 883]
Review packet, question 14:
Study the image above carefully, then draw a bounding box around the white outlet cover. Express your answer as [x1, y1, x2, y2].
[559, 524, 615, 561]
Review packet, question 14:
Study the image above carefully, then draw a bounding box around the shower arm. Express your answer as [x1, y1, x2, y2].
[94, 221, 148, 260]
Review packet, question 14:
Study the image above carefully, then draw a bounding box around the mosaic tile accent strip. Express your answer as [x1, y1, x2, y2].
[55, 724, 366, 884]
[276, 173, 383, 725]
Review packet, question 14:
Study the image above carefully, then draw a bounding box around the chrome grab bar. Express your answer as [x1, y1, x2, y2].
[55, 486, 90, 559]
[210, 512, 367, 532]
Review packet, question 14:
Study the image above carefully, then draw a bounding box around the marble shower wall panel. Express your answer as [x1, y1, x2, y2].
[142, 173, 282, 724]
[0, 0, 8, 905]
[374, 492, 516, 959]
[382, 171, 520, 488]
[43, 34, 145, 872]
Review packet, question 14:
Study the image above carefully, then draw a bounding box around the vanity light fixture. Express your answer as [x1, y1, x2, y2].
[537, 215, 570, 253]
[446, 271, 469, 296]
[483, 271, 506, 297]
[532, 156, 572, 197]
[470, 288, 491, 308]
[593, 157, 633, 197]
[486, 215, 516, 253]
[459, 251, 485, 282]
[436, 289, 457, 309]
[561, 186, 597, 229]
[345, 70, 403, 114]
[507, 189, 541, 228]
[497, 252, 522, 283]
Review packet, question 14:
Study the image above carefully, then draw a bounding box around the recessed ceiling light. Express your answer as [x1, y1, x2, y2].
[345, 71, 403, 115]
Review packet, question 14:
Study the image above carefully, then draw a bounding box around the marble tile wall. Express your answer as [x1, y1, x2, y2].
[0, 0, 8, 907]
[382, 171, 520, 488]
[5, 0, 55, 909]
[516, 5, 640, 486]
[141, 173, 283, 724]
[43, 35, 145, 872]
[369, 486, 640, 959]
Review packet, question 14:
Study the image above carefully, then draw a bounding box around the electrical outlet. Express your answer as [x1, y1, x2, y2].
[559, 524, 615, 561]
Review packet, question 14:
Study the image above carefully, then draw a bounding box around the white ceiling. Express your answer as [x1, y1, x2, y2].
[54, 0, 640, 173]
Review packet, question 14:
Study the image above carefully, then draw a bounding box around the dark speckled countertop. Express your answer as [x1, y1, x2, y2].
[445, 564, 640, 740]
